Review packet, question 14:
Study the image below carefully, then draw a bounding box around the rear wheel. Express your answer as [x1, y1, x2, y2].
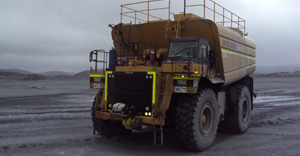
[224, 85, 251, 133]
[175, 88, 219, 152]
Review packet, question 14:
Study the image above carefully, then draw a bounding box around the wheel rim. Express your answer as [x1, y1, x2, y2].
[242, 98, 249, 123]
[199, 103, 213, 136]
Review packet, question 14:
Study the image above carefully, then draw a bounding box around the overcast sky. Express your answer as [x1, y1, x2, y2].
[0, 0, 300, 73]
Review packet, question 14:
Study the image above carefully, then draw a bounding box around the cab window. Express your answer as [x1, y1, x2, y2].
[198, 44, 209, 62]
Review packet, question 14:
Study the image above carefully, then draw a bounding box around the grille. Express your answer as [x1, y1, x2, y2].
[107, 72, 153, 113]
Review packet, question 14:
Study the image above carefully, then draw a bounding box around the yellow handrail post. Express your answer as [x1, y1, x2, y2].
[120, 5, 123, 23]
[213, 2, 215, 22]
[244, 21, 246, 35]
[231, 13, 233, 27]
[203, 0, 206, 19]
[168, 0, 170, 21]
[238, 17, 240, 29]
[184, 0, 186, 16]
[135, 10, 137, 24]
[223, 8, 225, 26]
[147, 1, 150, 22]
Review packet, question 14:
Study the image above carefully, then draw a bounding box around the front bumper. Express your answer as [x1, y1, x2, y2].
[94, 111, 164, 126]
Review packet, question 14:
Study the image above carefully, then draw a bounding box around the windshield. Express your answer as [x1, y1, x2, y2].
[168, 41, 198, 60]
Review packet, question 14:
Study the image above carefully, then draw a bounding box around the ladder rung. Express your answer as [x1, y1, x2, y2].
[153, 126, 163, 146]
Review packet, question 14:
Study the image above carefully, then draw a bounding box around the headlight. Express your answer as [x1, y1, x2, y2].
[144, 112, 153, 116]
[145, 107, 150, 111]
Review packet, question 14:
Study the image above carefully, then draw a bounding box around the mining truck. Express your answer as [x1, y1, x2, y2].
[89, 0, 256, 152]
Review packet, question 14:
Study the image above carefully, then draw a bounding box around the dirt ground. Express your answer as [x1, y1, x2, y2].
[0, 77, 299, 156]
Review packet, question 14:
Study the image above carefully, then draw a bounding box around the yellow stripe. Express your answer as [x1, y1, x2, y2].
[221, 49, 256, 60]
[105, 71, 113, 101]
[147, 71, 156, 105]
[173, 76, 200, 80]
[90, 74, 104, 78]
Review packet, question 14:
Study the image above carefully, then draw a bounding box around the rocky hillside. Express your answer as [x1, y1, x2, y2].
[40, 71, 75, 77]
[0, 70, 26, 80]
[22, 74, 46, 81]
[0, 69, 31, 75]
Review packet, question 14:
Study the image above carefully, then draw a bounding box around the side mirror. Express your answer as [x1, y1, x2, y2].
[209, 50, 216, 69]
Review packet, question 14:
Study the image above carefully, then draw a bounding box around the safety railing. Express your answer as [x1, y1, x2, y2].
[184, 0, 246, 35]
[89, 50, 109, 71]
[120, 0, 246, 35]
[120, 0, 170, 24]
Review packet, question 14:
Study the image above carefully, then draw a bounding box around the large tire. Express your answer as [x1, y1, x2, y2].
[175, 88, 220, 152]
[224, 85, 251, 133]
[91, 97, 131, 137]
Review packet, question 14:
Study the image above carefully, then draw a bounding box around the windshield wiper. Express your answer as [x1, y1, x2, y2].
[170, 55, 188, 60]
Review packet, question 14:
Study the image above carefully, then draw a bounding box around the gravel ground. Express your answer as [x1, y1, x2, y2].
[0, 77, 300, 156]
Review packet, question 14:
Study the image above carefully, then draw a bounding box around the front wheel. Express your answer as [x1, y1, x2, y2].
[175, 88, 220, 152]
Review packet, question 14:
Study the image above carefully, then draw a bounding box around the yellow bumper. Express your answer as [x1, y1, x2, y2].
[94, 111, 165, 126]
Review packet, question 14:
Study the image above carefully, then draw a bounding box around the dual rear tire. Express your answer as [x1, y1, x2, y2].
[223, 85, 251, 133]
[175, 85, 251, 151]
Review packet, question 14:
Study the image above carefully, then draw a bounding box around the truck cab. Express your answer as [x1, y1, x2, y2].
[167, 37, 210, 62]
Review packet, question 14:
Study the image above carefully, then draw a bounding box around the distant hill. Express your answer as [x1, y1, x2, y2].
[255, 64, 300, 74]
[73, 70, 89, 78]
[0, 69, 31, 75]
[40, 71, 75, 77]
[0, 68, 93, 80]
[22, 74, 46, 81]
[46, 70, 89, 80]
[0, 71, 24, 76]
[0, 69, 76, 80]
[0, 69, 26, 79]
